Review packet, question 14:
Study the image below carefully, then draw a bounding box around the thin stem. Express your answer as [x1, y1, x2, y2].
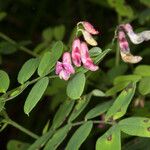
[0, 32, 38, 57]
[115, 41, 120, 66]
[72, 120, 114, 126]
[4, 119, 39, 139]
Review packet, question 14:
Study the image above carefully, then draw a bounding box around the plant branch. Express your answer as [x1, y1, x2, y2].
[0, 32, 38, 57]
[72, 120, 114, 126]
[1, 110, 39, 139]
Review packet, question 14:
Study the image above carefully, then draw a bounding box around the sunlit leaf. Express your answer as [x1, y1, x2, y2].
[134, 65, 150, 77]
[105, 83, 136, 120]
[96, 125, 121, 150]
[138, 77, 150, 95]
[119, 117, 150, 137]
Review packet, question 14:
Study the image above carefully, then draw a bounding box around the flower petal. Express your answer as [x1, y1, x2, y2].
[120, 52, 142, 64]
[81, 21, 99, 35]
[71, 39, 81, 67]
[122, 24, 148, 44]
[81, 42, 99, 71]
[55, 61, 63, 74]
[59, 70, 70, 81]
[83, 58, 99, 71]
[81, 29, 98, 46]
[63, 63, 75, 74]
[63, 52, 72, 64]
[118, 31, 130, 53]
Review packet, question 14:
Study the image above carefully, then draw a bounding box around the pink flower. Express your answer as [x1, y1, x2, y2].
[80, 29, 98, 46]
[56, 52, 75, 80]
[81, 21, 99, 35]
[80, 42, 99, 71]
[118, 31, 130, 53]
[118, 31, 142, 64]
[71, 38, 81, 67]
[121, 23, 150, 44]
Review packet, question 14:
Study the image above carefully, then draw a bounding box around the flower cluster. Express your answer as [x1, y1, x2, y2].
[118, 23, 150, 63]
[56, 21, 99, 80]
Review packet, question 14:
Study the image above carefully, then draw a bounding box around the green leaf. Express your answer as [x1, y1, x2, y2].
[1, 83, 29, 101]
[44, 124, 71, 150]
[0, 70, 10, 93]
[67, 73, 86, 99]
[119, 117, 150, 137]
[7, 140, 30, 150]
[0, 12, 7, 21]
[123, 137, 150, 150]
[113, 75, 141, 85]
[105, 83, 136, 121]
[51, 100, 74, 130]
[66, 121, 93, 150]
[53, 25, 65, 40]
[68, 94, 91, 122]
[107, 64, 128, 82]
[24, 77, 49, 115]
[0, 41, 17, 55]
[89, 47, 102, 57]
[38, 41, 63, 76]
[106, 81, 130, 96]
[18, 58, 39, 84]
[138, 77, 150, 95]
[42, 27, 53, 42]
[92, 89, 106, 97]
[38, 52, 51, 76]
[138, 8, 150, 25]
[27, 130, 54, 150]
[134, 65, 150, 77]
[140, 0, 150, 7]
[96, 125, 121, 150]
[94, 48, 111, 64]
[107, 0, 134, 19]
[85, 101, 113, 120]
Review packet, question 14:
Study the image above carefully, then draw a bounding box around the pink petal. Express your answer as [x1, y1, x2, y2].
[123, 24, 133, 33]
[81, 42, 99, 71]
[63, 63, 75, 74]
[83, 58, 99, 71]
[71, 39, 81, 67]
[59, 70, 70, 81]
[82, 21, 99, 35]
[118, 31, 130, 53]
[62, 52, 72, 64]
[55, 61, 63, 74]
[80, 42, 90, 64]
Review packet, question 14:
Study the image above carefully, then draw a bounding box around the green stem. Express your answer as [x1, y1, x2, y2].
[115, 41, 120, 66]
[4, 119, 39, 139]
[0, 32, 38, 57]
[72, 120, 114, 126]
